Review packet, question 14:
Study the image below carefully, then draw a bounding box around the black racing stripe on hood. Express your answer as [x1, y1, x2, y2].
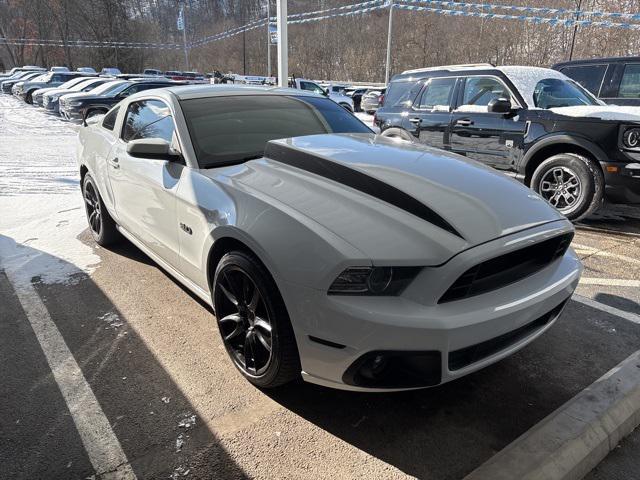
[265, 141, 464, 239]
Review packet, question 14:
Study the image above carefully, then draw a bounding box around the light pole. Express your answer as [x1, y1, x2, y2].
[276, 0, 287, 87]
[568, 0, 583, 61]
[267, 0, 272, 78]
[385, 0, 394, 85]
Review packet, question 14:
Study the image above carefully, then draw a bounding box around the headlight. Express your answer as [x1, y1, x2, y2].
[623, 127, 640, 149]
[68, 101, 82, 107]
[328, 266, 420, 296]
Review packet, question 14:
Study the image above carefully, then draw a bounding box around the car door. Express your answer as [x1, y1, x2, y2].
[608, 63, 640, 106]
[449, 75, 523, 169]
[107, 98, 184, 268]
[403, 77, 456, 150]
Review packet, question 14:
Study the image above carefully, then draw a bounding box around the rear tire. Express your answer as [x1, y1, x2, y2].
[530, 153, 604, 221]
[213, 250, 300, 388]
[82, 174, 119, 246]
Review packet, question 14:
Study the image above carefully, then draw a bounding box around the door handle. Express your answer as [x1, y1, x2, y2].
[109, 157, 120, 169]
[455, 119, 474, 127]
[409, 117, 421, 124]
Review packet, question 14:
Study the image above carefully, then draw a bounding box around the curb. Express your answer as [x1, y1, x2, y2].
[464, 350, 640, 480]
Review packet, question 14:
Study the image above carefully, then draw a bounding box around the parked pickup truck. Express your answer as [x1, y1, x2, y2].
[288, 77, 354, 112]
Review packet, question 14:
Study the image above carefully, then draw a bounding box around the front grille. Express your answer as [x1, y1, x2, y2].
[439, 232, 573, 304]
[448, 299, 568, 371]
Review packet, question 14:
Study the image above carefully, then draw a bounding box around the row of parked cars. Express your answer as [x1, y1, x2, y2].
[0, 65, 203, 121]
[372, 56, 640, 221]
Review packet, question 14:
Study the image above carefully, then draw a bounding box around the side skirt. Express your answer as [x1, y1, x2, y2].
[115, 225, 213, 308]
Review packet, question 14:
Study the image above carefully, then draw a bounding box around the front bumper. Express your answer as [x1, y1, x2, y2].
[603, 162, 640, 204]
[59, 104, 83, 122]
[43, 97, 60, 114]
[281, 221, 581, 391]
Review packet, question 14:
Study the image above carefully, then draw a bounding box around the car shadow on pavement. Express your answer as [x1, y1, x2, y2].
[594, 292, 640, 316]
[265, 300, 640, 480]
[577, 203, 640, 235]
[0, 235, 247, 480]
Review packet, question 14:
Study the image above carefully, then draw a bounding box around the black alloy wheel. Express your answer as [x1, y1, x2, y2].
[84, 180, 103, 238]
[213, 251, 300, 388]
[82, 174, 119, 246]
[216, 265, 273, 376]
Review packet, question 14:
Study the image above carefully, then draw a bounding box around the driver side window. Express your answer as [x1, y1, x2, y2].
[458, 77, 513, 112]
[121, 100, 175, 143]
[300, 81, 324, 95]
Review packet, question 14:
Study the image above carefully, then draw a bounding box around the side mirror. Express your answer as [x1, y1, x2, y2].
[488, 97, 512, 114]
[322, 89, 329, 96]
[126, 138, 181, 161]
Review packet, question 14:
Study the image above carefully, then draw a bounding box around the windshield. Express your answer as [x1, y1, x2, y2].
[25, 73, 47, 82]
[533, 78, 601, 109]
[181, 95, 372, 168]
[59, 77, 90, 89]
[86, 80, 126, 96]
[104, 81, 133, 97]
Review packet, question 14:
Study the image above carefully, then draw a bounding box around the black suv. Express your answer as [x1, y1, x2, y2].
[375, 64, 640, 220]
[553, 56, 640, 106]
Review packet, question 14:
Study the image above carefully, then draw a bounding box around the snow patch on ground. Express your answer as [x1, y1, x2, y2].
[0, 96, 99, 286]
[354, 111, 379, 133]
[550, 105, 640, 121]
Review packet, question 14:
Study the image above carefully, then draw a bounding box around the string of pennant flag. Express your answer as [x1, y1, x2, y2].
[3, 0, 640, 51]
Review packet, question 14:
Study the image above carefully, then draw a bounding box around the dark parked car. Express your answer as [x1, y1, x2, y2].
[33, 75, 96, 107]
[16, 71, 85, 103]
[59, 78, 180, 122]
[1, 71, 44, 94]
[553, 56, 640, 106]
[375, 64, 640, 220]
[43, 77, 113, 114]
[361, 88, 386, 114]
[345, 87, 375, 112]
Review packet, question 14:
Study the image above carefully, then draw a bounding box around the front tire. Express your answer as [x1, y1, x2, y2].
[530, 153, 604, 221]
[82, 174, 119, 246]
[25, 90, 34, 104]
[213, 251, 300, 388]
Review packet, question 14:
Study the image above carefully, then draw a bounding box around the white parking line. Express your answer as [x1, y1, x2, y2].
[572, 242, 640, 266]
[572, 294, 640, 325]
[579, 277, 640, 288]
[4, 270, 136, 479]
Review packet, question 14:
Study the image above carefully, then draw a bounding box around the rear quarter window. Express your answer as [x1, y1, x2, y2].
[385, 80, 422, 108]
[618, 64, 640, 98]
[559, 64, 607, 96]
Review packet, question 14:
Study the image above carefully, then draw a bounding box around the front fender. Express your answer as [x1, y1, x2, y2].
[523, 133, 609, 166]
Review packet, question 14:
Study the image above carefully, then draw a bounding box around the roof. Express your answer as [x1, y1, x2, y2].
[166, 84, 320, 100]
[553, 56, 640, 69]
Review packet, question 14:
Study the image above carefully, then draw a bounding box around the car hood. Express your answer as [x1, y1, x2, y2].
[550, 105, 640, 122]
[40, 87, 66, 97]
[209, 133, 566, 265]
[61, 91, 115, 103]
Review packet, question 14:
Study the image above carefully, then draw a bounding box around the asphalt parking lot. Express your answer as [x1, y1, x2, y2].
[1, 96, 640, 479]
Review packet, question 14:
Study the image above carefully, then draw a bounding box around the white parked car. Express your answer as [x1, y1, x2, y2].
[77, 85, 581, 391]
[289, 78, 354, 111]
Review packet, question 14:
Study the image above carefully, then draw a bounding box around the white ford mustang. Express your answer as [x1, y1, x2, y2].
[77, 85, 582, 391]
